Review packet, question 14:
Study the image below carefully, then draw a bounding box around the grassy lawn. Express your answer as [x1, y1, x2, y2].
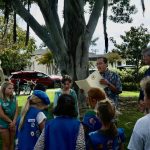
[0, 90, 142, 149]
[17, 88, 57, 107]
[18, 90, 139, 107]
[120, 91, 139, 97]
[119, 91, 142, 148]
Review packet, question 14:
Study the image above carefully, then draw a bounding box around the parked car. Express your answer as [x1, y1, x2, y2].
[9, 71, 62, 91]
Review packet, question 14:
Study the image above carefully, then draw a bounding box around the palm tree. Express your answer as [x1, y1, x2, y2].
[36, 50, 58, 74]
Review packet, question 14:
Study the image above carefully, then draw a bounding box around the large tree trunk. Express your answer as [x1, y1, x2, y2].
[11, 0, 105, 113]
[63, 0, 88, 80]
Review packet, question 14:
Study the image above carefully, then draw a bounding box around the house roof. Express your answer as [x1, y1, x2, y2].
[32, 49, 49, 56]
[89, 52, 103, 58]
[32, 50, 104, 59]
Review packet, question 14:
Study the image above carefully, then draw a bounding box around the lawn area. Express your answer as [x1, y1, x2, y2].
[17, 88, 57, 107]
[118, 100, 143, 148]
[120, 91, 139, 97]
[17, 90, 139, 107]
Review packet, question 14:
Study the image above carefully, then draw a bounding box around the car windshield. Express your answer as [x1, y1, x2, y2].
[37, 73, 49, 78]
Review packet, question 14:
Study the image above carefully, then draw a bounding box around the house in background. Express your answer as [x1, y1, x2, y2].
[26, 50, 132, 75]
[25, 49, 59, 75]
[88, 52, 134, 70]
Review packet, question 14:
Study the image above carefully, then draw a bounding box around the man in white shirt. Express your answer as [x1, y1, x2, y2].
[128, 77, 150, 150]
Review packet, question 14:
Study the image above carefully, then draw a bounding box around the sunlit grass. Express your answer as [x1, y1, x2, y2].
[118, 106, 143, 148]
[17, 88, 57, 107]
[120, 91, 139, 97]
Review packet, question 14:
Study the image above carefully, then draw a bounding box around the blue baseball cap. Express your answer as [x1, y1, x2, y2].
[33, 90, 50, 105]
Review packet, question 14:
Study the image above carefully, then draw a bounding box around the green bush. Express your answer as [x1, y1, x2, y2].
[110, 67, 148, 91]
[122, 82, 139, 91]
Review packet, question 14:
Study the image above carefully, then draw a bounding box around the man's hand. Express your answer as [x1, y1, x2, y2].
[100, 79, 109, 86]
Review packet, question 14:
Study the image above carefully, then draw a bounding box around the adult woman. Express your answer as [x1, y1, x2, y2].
[128, 77, 150, 150]
[0, 81, 18, 150]
[34, 94, 85, 150]
[54, 75, 79, 115]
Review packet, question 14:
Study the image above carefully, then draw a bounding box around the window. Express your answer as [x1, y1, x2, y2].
[37, 73, 48, 78]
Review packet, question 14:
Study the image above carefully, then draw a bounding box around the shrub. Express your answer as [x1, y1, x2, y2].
[110, 68, 148, 91]
[122, 82, 139, 91]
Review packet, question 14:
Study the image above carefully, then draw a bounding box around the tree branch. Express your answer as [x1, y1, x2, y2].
[86, 0, 104, 41]
[36, 0, 67, 54]
[11, 0, 58, 53]
[103, 0, 108, 53]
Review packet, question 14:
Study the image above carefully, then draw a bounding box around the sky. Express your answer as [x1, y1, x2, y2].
[18, 0, 150, 54]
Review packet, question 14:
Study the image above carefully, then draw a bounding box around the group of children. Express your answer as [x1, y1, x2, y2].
[0, 74, 149, 150]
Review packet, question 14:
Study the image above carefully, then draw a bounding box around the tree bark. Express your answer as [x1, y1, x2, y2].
[11, 0, 105, 111]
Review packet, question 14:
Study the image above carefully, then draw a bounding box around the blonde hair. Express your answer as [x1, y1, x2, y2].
[0, 81, 14, 101]
[18, 95, 47, 130]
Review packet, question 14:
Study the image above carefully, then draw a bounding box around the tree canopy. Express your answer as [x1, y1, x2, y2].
[0, 0, 138, 80]
[111, 25, 150, 80]
[0, 16, 36, 75]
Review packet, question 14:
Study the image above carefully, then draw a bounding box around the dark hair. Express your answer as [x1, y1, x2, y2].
[142, 46, 150, 55]
[53, 94, 78, 118]
[145, 80, 150, 98]
[97, 57, 108, 64]
[34, 83, 46, 92]
[61, 75, 72, 84]
[97, 101, 117, 138]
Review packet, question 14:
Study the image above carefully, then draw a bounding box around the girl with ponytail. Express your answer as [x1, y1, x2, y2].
[16, 90, 50, 150]
[88, 101, 125, 150]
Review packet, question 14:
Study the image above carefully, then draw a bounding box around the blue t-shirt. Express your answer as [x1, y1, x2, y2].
[89, 128, 125, 150]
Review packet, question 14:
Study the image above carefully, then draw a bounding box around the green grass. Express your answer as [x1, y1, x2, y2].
[17, 89, 57, 107]
[120, 91, 139, 97]
[17, 90, 139, 107]
[118, 106, 143, 148]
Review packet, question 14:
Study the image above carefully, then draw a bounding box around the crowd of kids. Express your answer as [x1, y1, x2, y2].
[0, 80, 125, 150]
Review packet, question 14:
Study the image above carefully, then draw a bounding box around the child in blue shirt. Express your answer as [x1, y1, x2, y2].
[16, 90, 50, 150]
[88, 100, 125, 150]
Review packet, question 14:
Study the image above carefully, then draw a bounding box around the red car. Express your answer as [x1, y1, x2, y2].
[9, 71, 62, 89]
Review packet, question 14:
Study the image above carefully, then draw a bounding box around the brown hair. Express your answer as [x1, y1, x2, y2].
[145, 80, 150, 98]
[97, 101, 117, 138]
[97, 56, 108, 64]
[140, 76, 150, 99]
[61, 75, 72, 84]
[88, 88, 106, 102]
[0, 81, 14, 101]
[142, 46, 150, 56]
